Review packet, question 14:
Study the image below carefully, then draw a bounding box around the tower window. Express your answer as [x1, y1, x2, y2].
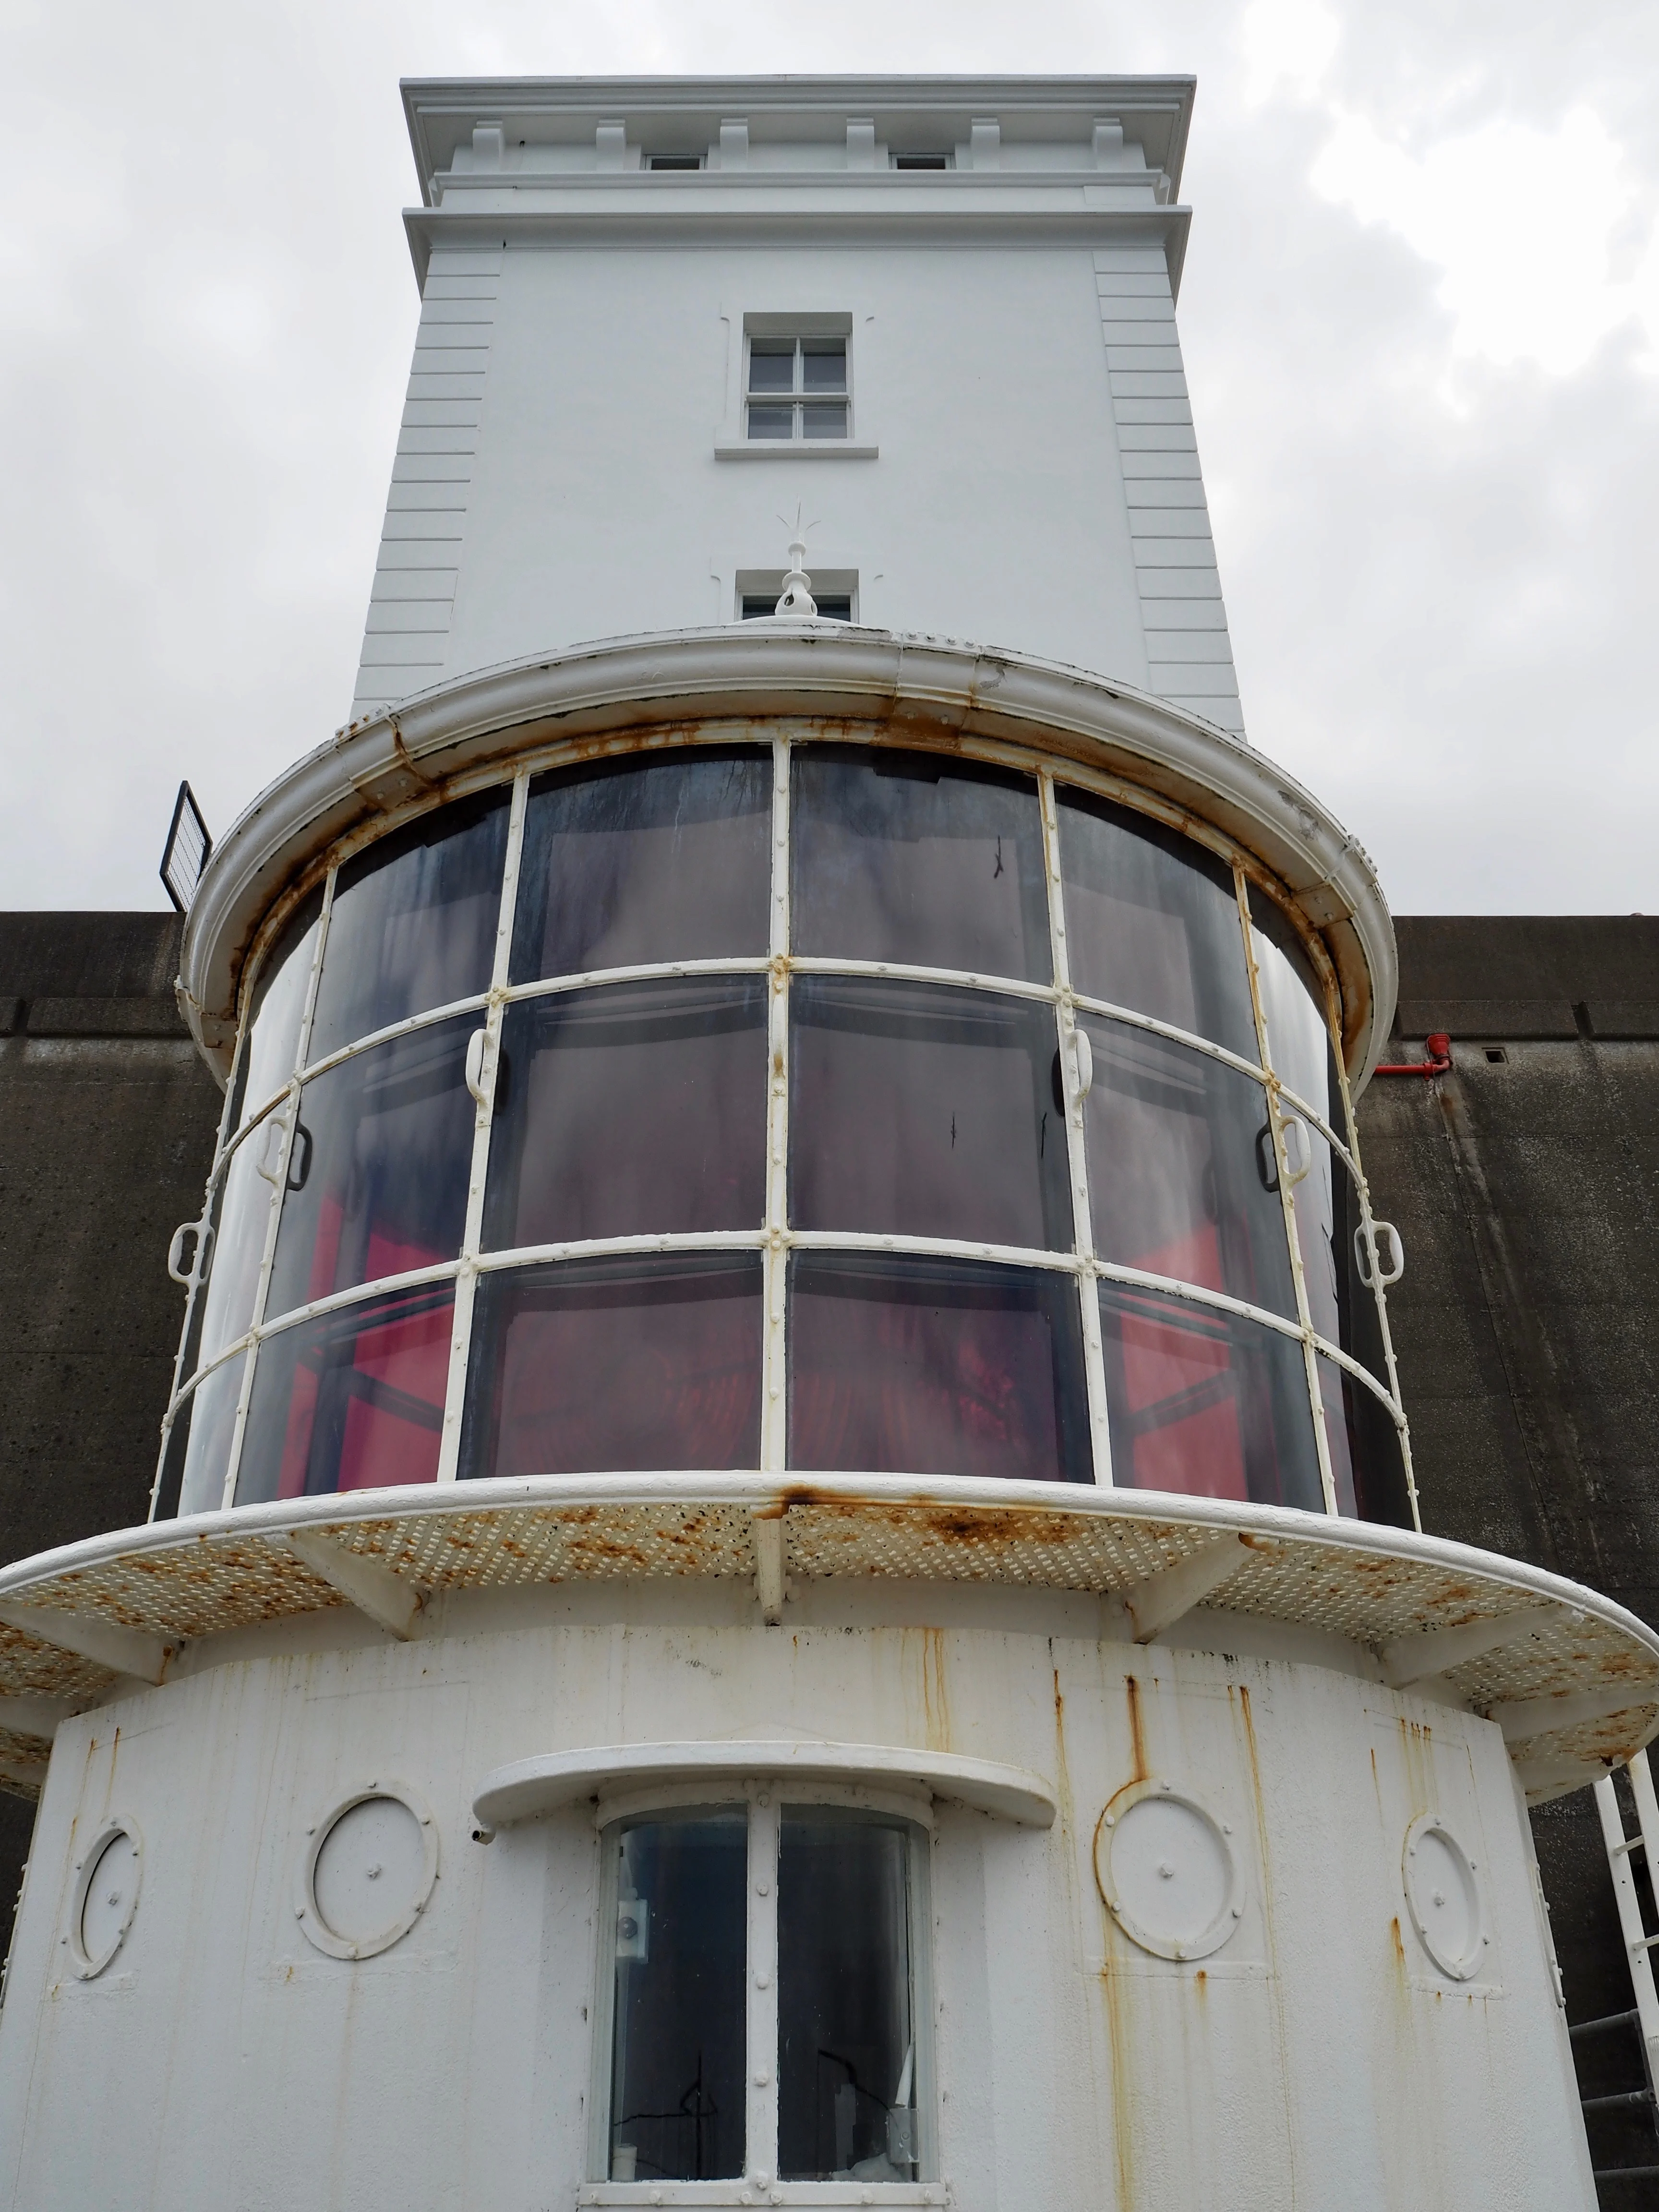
[647, 153, 703, 170]
[746, 336, 849, 441]
[601, 1797, 928, 2188]
[891, 152, 951, 169]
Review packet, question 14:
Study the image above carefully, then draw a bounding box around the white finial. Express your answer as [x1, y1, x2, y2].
[773, 507, 819, 618]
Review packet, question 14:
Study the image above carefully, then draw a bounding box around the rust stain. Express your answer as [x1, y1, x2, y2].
[1234, 1682, 1301, 2204]
[1125, 1674, 1149, 1784]
[918, 1630, 952, 1753]
[1098, 1961, 1137, 2211]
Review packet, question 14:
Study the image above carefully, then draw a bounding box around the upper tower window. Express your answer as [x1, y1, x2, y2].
[746, 336, 848, 441]
[891, 152, 951, 170]
[646, 153, 702, 170]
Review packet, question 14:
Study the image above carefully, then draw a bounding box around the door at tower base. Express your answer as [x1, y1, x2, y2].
[0, 1601, 1594, 2212]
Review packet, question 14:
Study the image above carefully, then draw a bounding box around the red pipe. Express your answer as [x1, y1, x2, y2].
[1375, 1031, 1452, 1079]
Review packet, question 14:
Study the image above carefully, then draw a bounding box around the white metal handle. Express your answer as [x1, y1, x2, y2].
[1356, 1219, 1405, 1288]
[1279, 1114, 1312, 1187]
[252, 1113, 288, 1185]
[465, 1028, 492, 1107]
[1073, 1027, 1094, 1100]
[166, 1222, 201, 1285]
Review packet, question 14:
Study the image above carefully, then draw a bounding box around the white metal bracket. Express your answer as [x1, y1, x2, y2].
[1490, 1680, 1650, 1743]
[1124, 1534, 1250, 1645]
[285, 1529, 423, 1641]
[0, 1693, 79, 1742]
[0, 1602, 170, 1687]
[752, 1510, 787, 1625]
[1380, 1602, 1561, 1689]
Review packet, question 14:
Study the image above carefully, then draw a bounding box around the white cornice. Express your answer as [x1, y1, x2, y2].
[401, 74, 1196, 207]
[176, 624, 1396, 1092]
[402, 195, 1192, 290]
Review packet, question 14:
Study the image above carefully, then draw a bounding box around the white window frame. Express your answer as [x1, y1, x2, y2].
[583, 1779, 943, 2210]
[153, 726, 1418, 1532]
[715, 312, 878, 462]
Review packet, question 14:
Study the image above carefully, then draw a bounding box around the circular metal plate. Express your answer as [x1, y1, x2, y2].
[69, 1821, 142, 1979]
[1094, 1777, 1244, 1961]
[1403, 1812, 1485, 1980]
[297, 1783, 438, 1960]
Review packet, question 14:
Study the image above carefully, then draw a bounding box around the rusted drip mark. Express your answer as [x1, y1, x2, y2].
[1097, 1958, 1137, 2212]
[1125, 1674, 1148, 1784]
[1234, 1683, 1300, 2203]
[919, 1629, 951, 1753]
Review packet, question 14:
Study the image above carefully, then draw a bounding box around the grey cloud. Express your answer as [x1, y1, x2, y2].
[1, 0, 1653, 915]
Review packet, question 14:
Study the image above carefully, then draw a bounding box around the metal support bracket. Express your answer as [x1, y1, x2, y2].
[752, 1510, 787, 1626]
[1491, 1680, 1650, 1743]
[285, 1529, 423, 1641]
[0, 1694, 79, 1742]
[1124, 1535, 1250, 1646]
[0, 1602, 170, 1687]
[1381, 1602, 1561, 1689]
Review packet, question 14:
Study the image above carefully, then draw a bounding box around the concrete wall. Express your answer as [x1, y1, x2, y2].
[1358, 916, 1659, 2171]
[0, 914, 219, 1950]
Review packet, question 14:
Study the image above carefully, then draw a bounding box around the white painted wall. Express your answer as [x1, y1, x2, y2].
[0, 1588, 1592, 2211]
[350, 86, 1245, 738]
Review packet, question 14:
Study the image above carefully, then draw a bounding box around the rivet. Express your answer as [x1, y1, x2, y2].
[756, 1970, 770, 1988]
[1160, 1779, 1172, 1792]
[1231, 1905, 1243, 1918]
[1104, 1813, 1114, 1827]
[295, 1906, 305, 1918]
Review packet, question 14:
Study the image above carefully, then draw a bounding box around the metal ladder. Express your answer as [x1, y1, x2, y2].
[1577, 1752, 1659, 2188]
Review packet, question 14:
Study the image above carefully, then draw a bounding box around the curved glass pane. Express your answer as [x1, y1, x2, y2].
[1286, 1124, 1389, 1384]
[461, 1254, 762, 1479]
[1058, 791, 1256, 1062]
[1082, 1018, 1296, 1320]
[792, 747, 1050, 982]
[788, 1252, 1090, 1483]
[1248, 892, 1343, 1128]
[307, 790, 508, 1066]
[158, 1351, 246, 1520]
[780, 1810, 917, 2184]
[234, 1284, 452, 1505]
[194, 1118, 281, 1370]
[608, 1811, 748, 2184]
[1320, 1356, 1413, 1527]
[790, 979, 1070, 1250]
[264, 1016, 476, 1324]
[233, 887, 322, 1130]
[1097, 1281, 1322, 1511]
[485, 982, 767, 1249]
[512, 748, 771, 984]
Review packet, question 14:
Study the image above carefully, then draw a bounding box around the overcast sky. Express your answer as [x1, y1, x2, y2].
[4, 0, 1655, 915]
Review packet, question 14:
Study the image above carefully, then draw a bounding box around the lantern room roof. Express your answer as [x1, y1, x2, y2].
[174, 625, 1398, 1088]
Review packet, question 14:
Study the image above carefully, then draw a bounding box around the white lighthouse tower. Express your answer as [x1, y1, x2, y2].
[0, 77, 1649, 2211]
